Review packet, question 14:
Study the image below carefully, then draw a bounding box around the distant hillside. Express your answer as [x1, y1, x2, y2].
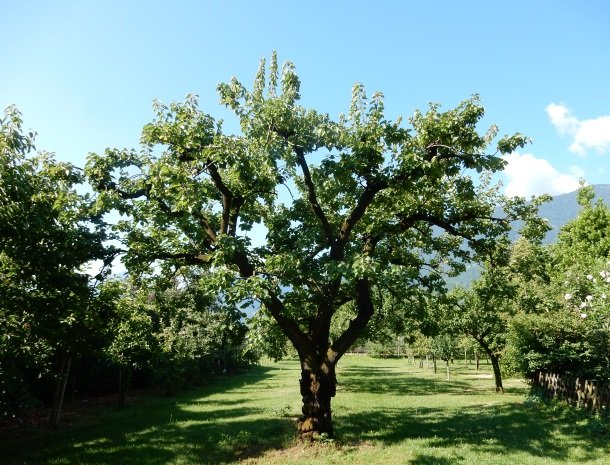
[537, 184, 610, 244]
[452, 184, 610, 287]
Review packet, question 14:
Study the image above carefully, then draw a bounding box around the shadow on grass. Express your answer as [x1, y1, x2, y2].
[410, 454, 463, 465]
[338, 367, 472, 396]
[4, 360, 607, 464]
[337, 401, 609, 462]
[2, 365, 295, 465]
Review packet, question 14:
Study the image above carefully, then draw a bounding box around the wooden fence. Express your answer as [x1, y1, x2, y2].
[532, 372, 610, 418]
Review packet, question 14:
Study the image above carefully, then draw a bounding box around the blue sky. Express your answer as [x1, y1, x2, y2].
[2, 0, 610, 198]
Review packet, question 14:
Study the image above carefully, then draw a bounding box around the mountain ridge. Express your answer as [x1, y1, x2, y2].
[454, 184, 610, 287]
[537, 184, 610, 244]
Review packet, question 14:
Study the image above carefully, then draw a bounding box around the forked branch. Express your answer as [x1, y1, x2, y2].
[293, 146, 334, 245]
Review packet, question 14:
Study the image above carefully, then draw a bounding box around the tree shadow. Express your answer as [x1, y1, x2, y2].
[410, 454, 463, 465]
[338, 367, 472, 396]
[337, 402, 609, 462]
[4, 361, 608, 464]
[61, 414, 293, 465]
[2, 365, 295, 465]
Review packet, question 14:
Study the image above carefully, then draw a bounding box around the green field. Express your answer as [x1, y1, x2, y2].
[2, 357, 608, 465]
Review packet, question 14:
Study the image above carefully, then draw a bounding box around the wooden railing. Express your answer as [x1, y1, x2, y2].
[532, 372, 610, 418]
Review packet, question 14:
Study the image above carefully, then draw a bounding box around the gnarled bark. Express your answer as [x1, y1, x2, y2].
[296, 359, 336, 440]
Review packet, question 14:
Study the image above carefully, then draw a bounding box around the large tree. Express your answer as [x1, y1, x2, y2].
[85, 54, 541, 438]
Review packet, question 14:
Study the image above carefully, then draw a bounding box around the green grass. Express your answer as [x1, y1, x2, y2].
[2, 357, 608, 464]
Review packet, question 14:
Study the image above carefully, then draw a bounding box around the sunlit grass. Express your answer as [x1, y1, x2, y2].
[2, 357, 608, 464]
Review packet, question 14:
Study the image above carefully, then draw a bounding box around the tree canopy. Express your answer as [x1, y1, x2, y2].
[84, 54, 544, 438]
[0, 105, 251, 420]
[0, 105, 109, 422]
[505, 186, 610, 381]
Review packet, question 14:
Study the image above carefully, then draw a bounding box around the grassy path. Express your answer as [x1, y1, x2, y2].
[2, 357, 608, 464]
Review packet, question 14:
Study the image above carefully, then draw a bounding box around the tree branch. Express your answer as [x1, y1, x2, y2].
[191, 208, 218, 243]
[260, 287, 310, 353]
[293, 146, 334, 245]
[399, 211, 503, 241]
[305, 243, 328, 261]
[100, 182, 149, 200]
[329, 277, 375, 363]
[328, 238, 377, 362]
[228, 196, 244, 237]
[332, 181, 387, 260]
[312, 182, 386, 336]
[257, 270, 325, 296]
[146, 250, 213, 265]
[101, 179, 220, 246]
[205, 160, 235, 235]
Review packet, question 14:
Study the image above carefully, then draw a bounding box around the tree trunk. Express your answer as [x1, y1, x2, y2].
[476, 339, 504, 393]
[475, 350, 480, 371]
[49, 354, 71, 429]
[489, 354, 504, 393]
[432, 353, 437, 374]
[446, 360, 450, 380]
[118, 365, 130, 408]
[263, 277, 375, 440]
[296, 359, 336, 440]
[68, 365, 77, 403]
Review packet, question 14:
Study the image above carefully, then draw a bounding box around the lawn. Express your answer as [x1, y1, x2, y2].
[1, 356, 608, 465]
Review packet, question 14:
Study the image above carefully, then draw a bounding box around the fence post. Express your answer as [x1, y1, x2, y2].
[574, 378, 585, 408]
[585, 380, 593, 412]
[591, 381, 600, 415]
[533, 372, 609, 418]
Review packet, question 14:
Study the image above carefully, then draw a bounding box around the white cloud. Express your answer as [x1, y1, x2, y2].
[502, 152, 582, 197]
[546, 103, 580, 135]
[546, 103, 610, 155]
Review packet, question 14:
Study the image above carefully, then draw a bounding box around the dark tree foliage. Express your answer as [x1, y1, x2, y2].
[0, 106, 110, 423]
